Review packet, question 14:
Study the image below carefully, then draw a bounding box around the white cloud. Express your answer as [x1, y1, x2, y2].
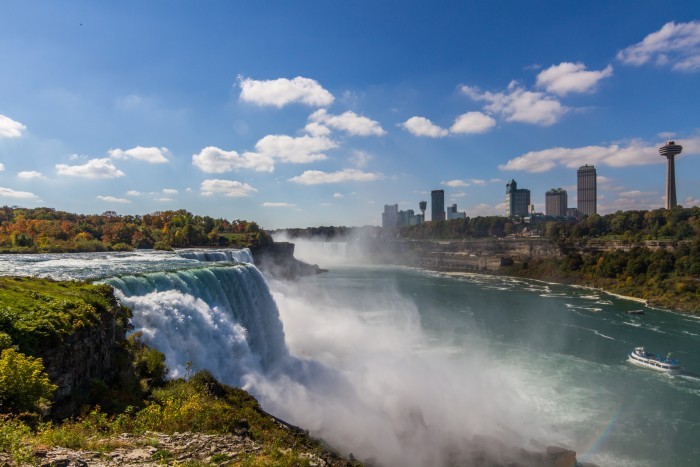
[109, 146, 170, 164]
[304, 122, 332, 137]
[262, 202, 296, 207]
[309, 109, 386, 136]
[0, 164, 4, 172]
[536, 62, 613, 95]
[162, 188, 178, 195]
[469, 179, 488, 186]
[200, 179, 257, 197]
[333, 192, 344, 198]
[617, 21, 700, 71]
[349, 150, 372, 168]
[461, 82, 567, 126]
[684, 196, 700, 207]
[0, 187, 38, 199]
[192, 146, 275, 173]
[126, 190, 141, 196]
[442, 179, 470, 187]
[156, 198, 174, 202]
[450, 111, 496, 134]
[401, 116, 448, 138]
[18, 171, 44, 179]
[289, 169, 383, 185]
[238, 76, 334, 107]
[254, 134, 337, 164]
[470, 202, 506, 216]
[0, 115, 26, 138]
[499, 136, 700, 173]
[97, 195, 131, 203]
[56, 158, 125, 179]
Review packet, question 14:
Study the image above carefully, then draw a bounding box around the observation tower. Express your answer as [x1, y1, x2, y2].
[419, 201, 427, 219]
[659, 141, 683, 209]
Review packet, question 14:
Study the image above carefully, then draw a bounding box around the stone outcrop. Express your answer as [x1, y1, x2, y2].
[0, 431, 355, 467]
[36, 298, 130, 419]
[252, 241, 327, 279]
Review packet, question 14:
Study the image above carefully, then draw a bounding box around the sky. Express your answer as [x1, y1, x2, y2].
[1, 1, 700, 229]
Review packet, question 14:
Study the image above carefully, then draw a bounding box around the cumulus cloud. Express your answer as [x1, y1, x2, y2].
[450, 111, 496, 134]
[536, 62, 613, 95]
[109, 146, 170, 164]
[254, 134, 337, 164]
[238, 76, 334, 107]
[309, 109, 386, 136]
[262, 202, 296, 207]
[442, 179, 470, 187]
[461, 82, 567, 126]
[192, 146, 275, 173]
[304, 122, 332, 137]
[0, 187, 38, 199]
[333, 192, 344, 198]
[349, 150, 372, 168]
[684, 196, 700, 207]
[499, 136, 700, 173]
[200, 179, 257, 197]
[599, 190, 662, 214]
[97, 195, 131, 203]
[17, 171, 43, 179]
[162, 188, 178, 195]
[617, 21, 700, 71]
[401, 116, 448, 138]
[56, 158, 125, 179]
[126, 190, 141, 196]
[0, 164, 4, 172]
[0, 115, 26, 138]
[289, 169, 383, 185]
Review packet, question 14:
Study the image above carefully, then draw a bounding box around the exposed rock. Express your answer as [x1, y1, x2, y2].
[0, 431, 354, 466]
[252, 241, 327, 279]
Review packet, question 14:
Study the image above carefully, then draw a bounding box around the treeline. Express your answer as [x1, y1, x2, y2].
[398, 206, 700, 242]
[275, 225, 353, 240]
[536, 206, 700, 241]
[0, 206, 272, 253]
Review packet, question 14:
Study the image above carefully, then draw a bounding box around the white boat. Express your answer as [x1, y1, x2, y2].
[628, 346, 682, 373]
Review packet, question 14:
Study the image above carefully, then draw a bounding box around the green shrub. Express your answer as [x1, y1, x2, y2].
[0, 348, 57, 415]
[0, 417, 34, 463]
[153, 241, 173, 251]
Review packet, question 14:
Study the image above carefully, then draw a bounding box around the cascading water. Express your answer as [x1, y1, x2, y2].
[105, 263, 288, 382]
[177, 248, 254, 264]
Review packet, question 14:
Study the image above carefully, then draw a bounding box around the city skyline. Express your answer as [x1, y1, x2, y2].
[1, 2, 699, 229]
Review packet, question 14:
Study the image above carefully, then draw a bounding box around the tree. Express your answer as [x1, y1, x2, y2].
[0, 348, 57, 415]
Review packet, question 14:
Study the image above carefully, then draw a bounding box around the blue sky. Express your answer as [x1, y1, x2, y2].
[1, 1, 699, 229]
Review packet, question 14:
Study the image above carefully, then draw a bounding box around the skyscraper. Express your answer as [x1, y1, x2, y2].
[659, 141, 683, 209]
[545, 188, 568, 217]
[577, 165, 597, 217]
[431, 190, 445, 222]
[506, 179, 530, 218]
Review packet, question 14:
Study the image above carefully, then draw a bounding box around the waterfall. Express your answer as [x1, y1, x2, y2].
[177, 248, 254, 264]
[105, 263, 286, 385]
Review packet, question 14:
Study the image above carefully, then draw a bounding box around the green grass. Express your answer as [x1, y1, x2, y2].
[0, 276, 127, 355]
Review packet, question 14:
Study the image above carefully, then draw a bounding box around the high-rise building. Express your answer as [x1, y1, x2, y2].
[431, 190, 445, 222]
[577, 165, 597, 216]
[419, 201, 427, 219]
[382, 204, 399, 228]
[506, 179, 530, 218]
[446, 203, 467, 220]
[545, 188, 568, 217]
[659, 141, 683, 209]
[382, 204, 423, 228]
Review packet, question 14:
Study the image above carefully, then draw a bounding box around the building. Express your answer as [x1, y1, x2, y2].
[577, 165, 597, 216]
[446, 204, 466, 220]
[506, 179, 530, 218]
[545, 188, 568, 217]
[382, 204, 399, 228]
[659, 141, 683, 209]
[382, 204, 423, 228]
[431, 190, 445, 222]
[566, 207, 579, 219]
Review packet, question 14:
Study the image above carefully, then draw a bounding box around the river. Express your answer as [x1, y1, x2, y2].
[1, 246, 698, 466]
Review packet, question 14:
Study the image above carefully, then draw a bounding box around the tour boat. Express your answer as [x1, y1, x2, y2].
[628, 346, 682, 373]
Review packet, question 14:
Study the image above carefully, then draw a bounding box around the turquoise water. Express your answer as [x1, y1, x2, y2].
[1, 249, 698, 465]
[288, 265, 700, 466]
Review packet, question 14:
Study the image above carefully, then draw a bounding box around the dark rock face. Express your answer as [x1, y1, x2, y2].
[251, 242, 326, 279]
[39, 306, 127, 419]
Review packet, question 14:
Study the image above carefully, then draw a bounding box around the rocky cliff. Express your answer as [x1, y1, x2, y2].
[252, 241, 327, 279]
